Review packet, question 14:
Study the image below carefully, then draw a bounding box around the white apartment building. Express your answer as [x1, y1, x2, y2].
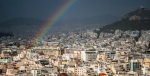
[31, 69, 41, 76]
[81, 50, 98, 61]
[74, 67, 87, 76]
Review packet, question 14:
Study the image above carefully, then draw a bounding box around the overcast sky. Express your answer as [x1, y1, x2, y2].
[0, 0, 150, 22]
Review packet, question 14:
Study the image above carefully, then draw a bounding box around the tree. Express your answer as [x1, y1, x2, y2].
[134, 36, 139, 42]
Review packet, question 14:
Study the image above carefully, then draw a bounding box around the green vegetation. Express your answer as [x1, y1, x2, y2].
[95, 7, 150, 36]
[99, 20, 150, 33]
[85, 45, 93, 48]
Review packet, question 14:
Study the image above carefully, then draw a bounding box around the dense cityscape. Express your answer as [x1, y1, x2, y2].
[1, 29, 150, 76]
[1, 0, 150, 76]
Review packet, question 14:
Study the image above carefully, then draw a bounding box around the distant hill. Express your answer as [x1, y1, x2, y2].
[0, 32, 13, 38]
[0, 17, 45, 36]
[62, 14, 120, 25]
[98, 6, 150, 33]
[0, 17, 45, 28]
[121, 6, 150, 21]
[0, 14, 120, 36]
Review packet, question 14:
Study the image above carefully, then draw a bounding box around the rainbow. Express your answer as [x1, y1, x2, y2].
[34, 0, 77, 47]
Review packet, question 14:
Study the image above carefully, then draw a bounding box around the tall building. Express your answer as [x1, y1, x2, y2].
[125, 60, 141, 71]
[131, 60, 141, 71]
[81, 49, 98, 61]
[125, 62, 131, 71]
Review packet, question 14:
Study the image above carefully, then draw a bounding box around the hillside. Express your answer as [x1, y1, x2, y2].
[62, 14, 120, 25]
[0, 15, 120, 36]
[0, 17, 45, 27]
[98, 6, 150, 33]
[0, 32, 14, 38]
[0, 17, 45, 36]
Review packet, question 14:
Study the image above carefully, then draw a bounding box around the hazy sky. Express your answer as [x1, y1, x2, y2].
[0, 0, 150, 22]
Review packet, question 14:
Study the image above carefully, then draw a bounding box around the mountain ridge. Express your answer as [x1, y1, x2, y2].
[98, 6, 150, 33]
[0, 14, 120, 36]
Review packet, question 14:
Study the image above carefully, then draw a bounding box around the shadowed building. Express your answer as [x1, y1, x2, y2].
[34, 47, 61, 56]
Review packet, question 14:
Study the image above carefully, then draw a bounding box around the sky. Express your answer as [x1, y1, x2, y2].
[0, 0, 150, 22]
